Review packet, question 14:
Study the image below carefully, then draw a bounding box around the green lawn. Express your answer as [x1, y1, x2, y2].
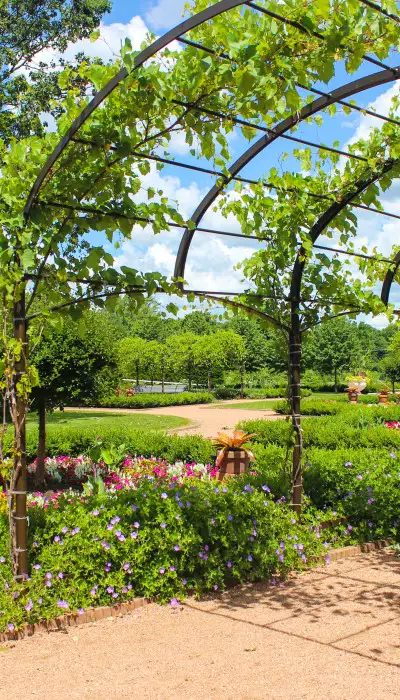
[27, 410, 190, 432]
[215, 400, 278, 410]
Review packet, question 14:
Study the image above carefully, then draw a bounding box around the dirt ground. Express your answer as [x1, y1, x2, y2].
[68, 398, 283, 438]
[1, 550, 399, 700]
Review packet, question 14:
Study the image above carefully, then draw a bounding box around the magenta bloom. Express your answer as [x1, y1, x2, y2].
[58, 572, 64, 579]
[25, 600, 33, 612]
[33, 564, 40, 570]
[173, 545, 181, 552]
[57, 600, 69, 609]
[159, 568, 165, 574]
[170, 598, 180, 608]
[7, 623, 15, 632]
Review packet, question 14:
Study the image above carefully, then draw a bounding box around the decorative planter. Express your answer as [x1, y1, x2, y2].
[378, 392, 389, 405]
[348, 390, 358, 404]
[216, 449, 250, 480]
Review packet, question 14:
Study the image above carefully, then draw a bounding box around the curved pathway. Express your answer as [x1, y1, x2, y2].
[68, 399, 283, 438]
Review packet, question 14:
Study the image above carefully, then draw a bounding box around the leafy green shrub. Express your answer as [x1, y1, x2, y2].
[213, 387, 241, 400]
[243, 388, 312, 399]
[303, 447, 400, 539]
[92, 392, 214, 409]
[0, 479, 326, 632]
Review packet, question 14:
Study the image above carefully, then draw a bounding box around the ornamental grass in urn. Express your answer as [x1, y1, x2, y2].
[211, 430, 256, 480]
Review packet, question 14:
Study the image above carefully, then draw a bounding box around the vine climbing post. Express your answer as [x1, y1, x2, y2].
[289, 296, 302, 517]
[9, 286, 29, 579]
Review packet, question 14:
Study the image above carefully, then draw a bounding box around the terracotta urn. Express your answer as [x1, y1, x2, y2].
[347, 390, 358, 404]
[378, 392, 389, 405]
[216, 449, 250, 480]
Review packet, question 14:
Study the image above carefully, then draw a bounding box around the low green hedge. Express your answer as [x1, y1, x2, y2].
[272, 399, 342, 416]
[213, 387, 312, 400]
[240, 406, 400, 450]
[3, 425, 214, 464]
[92, 392, 214, 409]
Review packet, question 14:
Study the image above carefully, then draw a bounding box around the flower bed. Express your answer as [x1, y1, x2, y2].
[27, 455, 218, 489]
[0, 471, 335, 634]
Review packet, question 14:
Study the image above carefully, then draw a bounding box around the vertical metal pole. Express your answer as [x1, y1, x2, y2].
[289, 299, 302, 517]
[12, 288, 28, 578]
[161, 358, 165, 393]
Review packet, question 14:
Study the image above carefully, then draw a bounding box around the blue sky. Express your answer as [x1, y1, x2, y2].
[37, 1, 400, 325]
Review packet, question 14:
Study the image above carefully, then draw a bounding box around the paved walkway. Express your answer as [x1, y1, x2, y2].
[1, 550, 399, 699]
[68, 399, 283, 438]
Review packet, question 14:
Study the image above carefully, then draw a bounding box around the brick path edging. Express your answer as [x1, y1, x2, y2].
[0, 539, 393, 644]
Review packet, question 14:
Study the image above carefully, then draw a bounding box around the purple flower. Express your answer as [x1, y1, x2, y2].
[247, 555, 253, 562]
[131, 531, 138, 539]
[7, 623, 14, 632]
[170, 598, 180, 608]
[323, 541, 329, 548]
[101, 541, 110, 550]
[123, 562, 131, 571]
[37, 597, 43, 604]
[345, 462, 352, 467]
[33, 542, 38, 548]
[280, 541, 285, 549]
[78, 608, 85, 615]
[57, 600, 69, 609]
[227, 561, 232, 568]
[0, 557, 5, 564]
[161, 492, 168, 500]
[133, 522, 140, 529]
[159, 568, 165, 574]
[175, 515, 180, 520]
[368, 498, 374, 504]
[121, 587, 128, 594]
[61, 527, 68, 534]
[169, 566, 175, 572]
[394, 521, 399, 527]
[368, 522, 373, 527]
[45, 581, 52, 588]
[210, 519, 216, 525]
[90, 588, 97, 596]
[33, 564, 40, 570]
[160, 522, 167, 529]
[278, 554, 284, 563]
[54, 535, 60, 543]
[45, 572, 52, 580]
[301, 554, 307, 562]
[325, 555, 330, 565]
[262, 485, 271, 493]
[243, 485, 254, 493]
[356, 474, 363, 481]
[390, 452, 396, 459]
[25, 600, 33, 612]
[213, 584, 219, 591]
[92, 510, 99, 516]
[58, 572, 64, 579]
[71, 528, 80, 535]
[106, 586, 114, 594]
[173, 545, 181, 552]
[182, 578, 187, 585]
[291, 518, 296, 524]
[227, 514, 233, 521]
[106, 524, 114, 531]
[13, 592, 19, 599]
[117, 535, 126, 542]
[131, 505, 137, 512]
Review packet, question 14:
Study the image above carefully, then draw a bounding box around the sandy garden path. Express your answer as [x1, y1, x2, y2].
[1, 550, 399, 700]
[68, 399, 284, 438]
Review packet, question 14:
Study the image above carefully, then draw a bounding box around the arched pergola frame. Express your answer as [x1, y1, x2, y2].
[10, 0, 400, 575]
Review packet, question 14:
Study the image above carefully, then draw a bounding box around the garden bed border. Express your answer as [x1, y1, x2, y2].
[0, 539, 393, 644]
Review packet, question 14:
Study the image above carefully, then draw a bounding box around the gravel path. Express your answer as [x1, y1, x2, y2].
[67, 399, 283, 438]
[1, 550, 399, 700]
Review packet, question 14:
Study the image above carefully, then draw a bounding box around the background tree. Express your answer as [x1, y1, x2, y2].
[303, 318, 364, 392]
[382, 332, 400, 392]
[0, 0, 111, 143]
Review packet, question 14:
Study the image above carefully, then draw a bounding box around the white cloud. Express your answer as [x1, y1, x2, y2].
[345, 83, 400, 147]
[30, 16, 150, 68]
[145, 0, 188, 31]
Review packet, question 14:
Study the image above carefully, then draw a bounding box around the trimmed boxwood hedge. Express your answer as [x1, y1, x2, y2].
[91, 391, 214, 409]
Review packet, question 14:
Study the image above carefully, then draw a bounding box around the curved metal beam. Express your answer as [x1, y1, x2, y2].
[24, 0, 248, 218]
[289, 159, 399, 316]
[381, 250, 400, 305]
[174, 65, 400, 281]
